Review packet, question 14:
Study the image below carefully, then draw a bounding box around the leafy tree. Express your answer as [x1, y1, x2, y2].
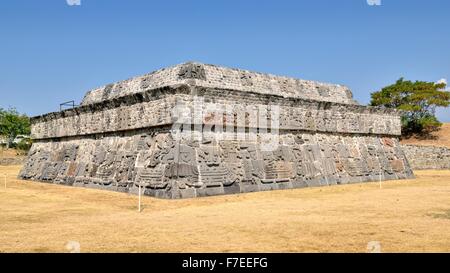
[370, 78, 450, 136]
[0, 108, 31, 148]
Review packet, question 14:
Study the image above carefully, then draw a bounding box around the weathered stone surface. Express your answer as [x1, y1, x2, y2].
[402, 144, 450, 170]
[20, 128, 414, 198]
[81, 62, 357, 105]
[20, 62, 415, 199]
[30, 86, 401, 139]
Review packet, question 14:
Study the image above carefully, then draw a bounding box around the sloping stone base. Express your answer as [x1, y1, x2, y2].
[19, 127, 414, 199]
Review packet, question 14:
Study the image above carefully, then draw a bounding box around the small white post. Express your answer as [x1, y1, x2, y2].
[135, 153, 143, 213]
[378, 149, 382, 189]
[138, 183, 141, 212]
[379, 172, 382, 189]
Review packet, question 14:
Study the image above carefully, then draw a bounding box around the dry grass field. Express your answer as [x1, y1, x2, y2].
[0, 148, 23, 158]
[1, 165, 449, 253]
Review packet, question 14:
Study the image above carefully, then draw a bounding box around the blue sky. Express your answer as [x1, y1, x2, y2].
[0, 0, 449, 121]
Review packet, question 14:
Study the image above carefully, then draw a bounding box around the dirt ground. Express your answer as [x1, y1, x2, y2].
[0, 165, 449, 253]
[0, 148, 22, 158]
[401, 123, 450, 148]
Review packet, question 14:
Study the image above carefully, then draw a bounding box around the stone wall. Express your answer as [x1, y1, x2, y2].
[402, 144, 450, 170]
[81, 62, 357, 105]
[31, 85, 184, 139]
[20, 128, 413, 199]
[31, 86, 401, 139]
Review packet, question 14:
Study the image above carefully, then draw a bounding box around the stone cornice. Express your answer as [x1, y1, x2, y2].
[31, 84, 401, 124]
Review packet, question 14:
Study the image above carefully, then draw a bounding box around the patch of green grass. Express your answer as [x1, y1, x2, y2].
[429, 209, 450, 220]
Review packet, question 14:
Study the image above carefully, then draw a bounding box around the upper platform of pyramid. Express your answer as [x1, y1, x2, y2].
[81, 62, 358, 106]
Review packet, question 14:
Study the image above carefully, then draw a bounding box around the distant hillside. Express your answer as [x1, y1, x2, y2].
[401, 123, 450, 148]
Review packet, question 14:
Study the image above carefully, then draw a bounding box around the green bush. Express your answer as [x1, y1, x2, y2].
[0, 107, 31, 148]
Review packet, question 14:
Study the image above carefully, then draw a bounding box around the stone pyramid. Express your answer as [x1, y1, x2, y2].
[19, 62, 414, 198]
